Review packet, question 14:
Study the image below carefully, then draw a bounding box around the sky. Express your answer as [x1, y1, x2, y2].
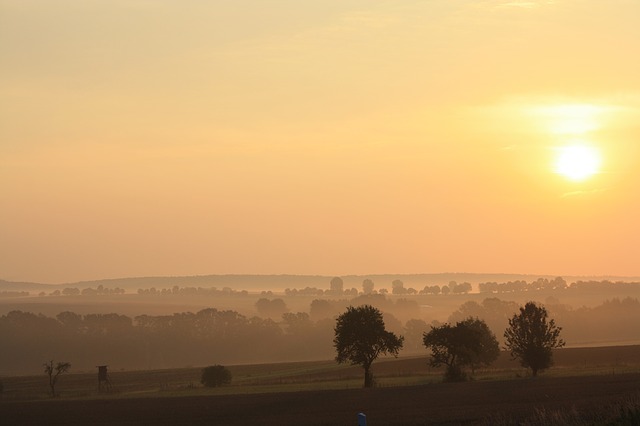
[1, 0, 639, 284]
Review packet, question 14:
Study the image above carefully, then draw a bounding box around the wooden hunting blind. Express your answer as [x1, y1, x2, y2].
[97, 365, 111, 392]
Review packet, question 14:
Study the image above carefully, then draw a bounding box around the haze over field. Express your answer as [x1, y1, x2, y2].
[1, 1, 639, 284]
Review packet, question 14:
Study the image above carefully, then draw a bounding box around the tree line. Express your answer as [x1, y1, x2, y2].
[18, 277, 639, 298]
[0, 309, 336, 374]
[1, 296, 638, 375]
[335, 301, 564, 387]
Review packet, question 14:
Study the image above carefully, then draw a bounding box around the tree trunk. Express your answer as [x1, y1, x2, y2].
[363, 364, 373, 388]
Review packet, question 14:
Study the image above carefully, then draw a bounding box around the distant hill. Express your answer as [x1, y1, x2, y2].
[0, 279, 60, 292]
[2, 273, 640, 293]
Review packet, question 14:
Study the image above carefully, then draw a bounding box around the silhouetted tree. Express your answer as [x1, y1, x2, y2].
[362, 279, 374, 294]
[334, 305, 404, 387]
[478, 282, 498, 293]
[391, 280, 405, 295]
[200, 365, 231, 387]
[404, 319, 428, 351]
[309, 299, 336, 321]
[420, 285, 441, 295]
[282, 312, 313, 335]
[452, 282, 472, 294]
[56, 311, 83, 330]
[255, 298, 288, 319]
[330, 277, 344, 295]
[394, 298, 420, 320]
[43, 360, 71, 397]
[423, 318, 499, 381]
[550, 276, 567, 290]
[504, 302, 565, 377]
[449, 298, 519, 344]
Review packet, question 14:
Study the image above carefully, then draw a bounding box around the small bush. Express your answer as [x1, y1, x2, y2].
[201, 365, 232, 388]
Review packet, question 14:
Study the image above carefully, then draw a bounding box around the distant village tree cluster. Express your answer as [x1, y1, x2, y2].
[137, 286, 249, 297]
[4, 276, 638, 300]
[0, 291, 29, 298]
[37, 285, 125, 297]
[283, 278, 473, 297]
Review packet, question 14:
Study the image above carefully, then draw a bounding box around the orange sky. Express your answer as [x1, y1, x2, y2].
[1, 1, 639, 283]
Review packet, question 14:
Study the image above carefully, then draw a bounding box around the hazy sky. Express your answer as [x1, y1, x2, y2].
[1, 0, 639, 283]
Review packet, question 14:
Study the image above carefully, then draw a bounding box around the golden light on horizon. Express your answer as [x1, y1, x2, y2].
[554, 144, 601, 181]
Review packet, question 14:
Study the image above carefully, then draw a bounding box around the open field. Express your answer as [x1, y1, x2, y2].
[1, 345, 639, 425]
[2, 373, 639, 425]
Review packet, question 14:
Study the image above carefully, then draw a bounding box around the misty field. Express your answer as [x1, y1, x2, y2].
[2, 345, 639, 425]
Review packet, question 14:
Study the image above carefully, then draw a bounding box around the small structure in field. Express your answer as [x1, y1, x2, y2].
[97, 365, 111, 392]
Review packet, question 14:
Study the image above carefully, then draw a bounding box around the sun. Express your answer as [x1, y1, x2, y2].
[554, 145, 601, 181]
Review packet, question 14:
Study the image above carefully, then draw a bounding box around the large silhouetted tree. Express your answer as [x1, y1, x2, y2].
[504, 302, 565, 377]
[423, 317, 500, 381]
[43, 360, 71, 397]
[334, 305, 404, 387]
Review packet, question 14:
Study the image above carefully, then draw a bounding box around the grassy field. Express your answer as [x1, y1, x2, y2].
[1, 345, 639, 425]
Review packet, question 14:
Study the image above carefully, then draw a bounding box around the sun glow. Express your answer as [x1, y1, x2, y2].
[554, 145, 601, 181]
[531, 103, 608, 135]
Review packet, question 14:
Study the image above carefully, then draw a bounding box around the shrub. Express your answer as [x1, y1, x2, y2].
[200, 365, 232, 388]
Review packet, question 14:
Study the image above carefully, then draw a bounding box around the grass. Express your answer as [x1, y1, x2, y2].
[30, 362, 634, 404]
[484, 392, 640, 425]
[2, 365, 640, 425]
[2, 345, 639, 403]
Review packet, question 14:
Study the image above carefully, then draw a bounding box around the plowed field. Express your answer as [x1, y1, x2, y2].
[2, 373, 639, 425]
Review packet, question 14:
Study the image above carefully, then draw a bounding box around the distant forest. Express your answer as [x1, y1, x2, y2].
[1, 279, 639, 375]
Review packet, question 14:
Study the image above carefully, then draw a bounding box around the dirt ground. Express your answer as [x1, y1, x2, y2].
[2, 372, 639, 425]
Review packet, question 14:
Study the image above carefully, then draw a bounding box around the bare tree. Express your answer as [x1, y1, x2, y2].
[43, 360, 71, 397]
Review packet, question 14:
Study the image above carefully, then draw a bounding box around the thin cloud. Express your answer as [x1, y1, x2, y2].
[497, 0, 555, 9]
[561, 188, 608, 199]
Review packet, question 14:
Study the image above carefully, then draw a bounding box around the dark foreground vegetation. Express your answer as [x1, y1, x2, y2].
[1, 373, 639, 425]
